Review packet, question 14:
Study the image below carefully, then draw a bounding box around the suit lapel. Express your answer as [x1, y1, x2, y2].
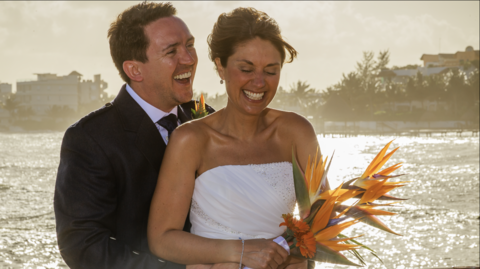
[135, 116, 165, 173]
[113, 85, 166, 173]
[178, 103, 192, 124]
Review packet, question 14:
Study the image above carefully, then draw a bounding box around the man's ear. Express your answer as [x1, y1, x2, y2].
[123, 61, 144, 82]
[214, 58, 225, 81]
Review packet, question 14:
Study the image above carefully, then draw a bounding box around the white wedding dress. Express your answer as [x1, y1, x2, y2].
[190, 162, 296, 240]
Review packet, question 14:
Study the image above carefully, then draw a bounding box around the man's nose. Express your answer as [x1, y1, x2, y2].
[179, 46, 196, 66]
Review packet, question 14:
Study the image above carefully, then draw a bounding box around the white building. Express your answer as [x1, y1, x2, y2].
[0, 82, 12, 105]
[16, 71, 108, 115]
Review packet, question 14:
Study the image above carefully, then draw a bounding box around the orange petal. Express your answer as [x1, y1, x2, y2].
[359, 178, 388, 204]
[378, 162, 403, 176]
[315, 218, 360, 241]
[311, 185, 342, 232]
[368, 147, 399, 177]
[361, 140, 394, 179]
[200, 94, 205, 109]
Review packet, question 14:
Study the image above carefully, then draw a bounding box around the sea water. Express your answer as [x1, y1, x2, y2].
[0, 132, 478, 268]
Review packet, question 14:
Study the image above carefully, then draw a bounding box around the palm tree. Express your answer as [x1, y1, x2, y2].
[2, 95, 20, 118]
[289, 81, 316, 115]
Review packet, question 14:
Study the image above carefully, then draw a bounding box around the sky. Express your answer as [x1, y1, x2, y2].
[0, 1, 478, 97]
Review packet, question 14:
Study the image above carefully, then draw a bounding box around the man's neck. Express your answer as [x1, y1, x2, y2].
[128, 82, 176, 113]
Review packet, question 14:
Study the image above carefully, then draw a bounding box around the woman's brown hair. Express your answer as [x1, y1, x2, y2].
[208, 7, 297, 70]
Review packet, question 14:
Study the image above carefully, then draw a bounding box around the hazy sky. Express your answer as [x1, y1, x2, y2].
[1, 1, 478, 97]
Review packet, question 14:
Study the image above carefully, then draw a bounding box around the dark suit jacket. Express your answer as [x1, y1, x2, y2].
[54, 85, 215, 269]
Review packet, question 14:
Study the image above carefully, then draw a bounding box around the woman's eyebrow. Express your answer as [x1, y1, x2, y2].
[237, 60, 280, 67]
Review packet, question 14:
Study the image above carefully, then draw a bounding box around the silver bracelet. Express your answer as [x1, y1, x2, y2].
[238, 237, 244, 269]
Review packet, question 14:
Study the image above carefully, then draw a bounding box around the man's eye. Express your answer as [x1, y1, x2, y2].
[167, 50, 176, 55]
[187, 43, 195, 48]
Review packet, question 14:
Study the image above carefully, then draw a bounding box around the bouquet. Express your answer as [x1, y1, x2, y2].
[281, 141, 407, 266]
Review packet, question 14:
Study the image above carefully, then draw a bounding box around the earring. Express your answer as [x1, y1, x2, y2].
[220, 80, 224, 84]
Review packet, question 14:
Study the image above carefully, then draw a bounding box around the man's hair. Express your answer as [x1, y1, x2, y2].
[208, 7, 297, 70]
[108, 2, 177, 83]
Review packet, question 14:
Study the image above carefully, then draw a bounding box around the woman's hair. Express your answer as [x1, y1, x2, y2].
[208, 7, 297, 70]
[108, 2, 177, 83]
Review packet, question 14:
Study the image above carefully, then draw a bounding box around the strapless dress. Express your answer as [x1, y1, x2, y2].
[190, 162, 296, 240]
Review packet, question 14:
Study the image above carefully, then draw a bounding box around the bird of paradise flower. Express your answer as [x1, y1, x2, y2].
[191, 93, 209, 119]
[282, 140, 407, 266]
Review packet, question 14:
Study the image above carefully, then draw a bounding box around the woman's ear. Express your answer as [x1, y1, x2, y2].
[123, 61, 144, 82]
[214, 58, 225, 80]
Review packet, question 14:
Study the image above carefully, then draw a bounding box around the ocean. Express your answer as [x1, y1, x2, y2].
[0, 132, 478, 268]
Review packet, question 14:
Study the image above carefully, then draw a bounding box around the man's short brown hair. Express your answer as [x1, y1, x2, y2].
[108, 2, 177, 84]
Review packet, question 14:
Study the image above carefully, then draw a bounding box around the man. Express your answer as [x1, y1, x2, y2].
[54, 2, 213, 268]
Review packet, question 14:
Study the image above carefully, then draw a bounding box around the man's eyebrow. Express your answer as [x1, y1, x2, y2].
[162, 37, 195, 52]
[238, 60, 280, 67]
[162, 42, 179, 52]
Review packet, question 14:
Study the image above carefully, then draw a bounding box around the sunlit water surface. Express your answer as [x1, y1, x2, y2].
[0, 132, 478, 268]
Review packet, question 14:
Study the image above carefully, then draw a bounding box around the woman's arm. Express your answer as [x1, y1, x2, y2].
[279, 113, 320, 172]
[148, 123, 289, 269]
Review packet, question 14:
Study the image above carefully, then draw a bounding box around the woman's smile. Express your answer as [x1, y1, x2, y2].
[243, 90, 265, 101]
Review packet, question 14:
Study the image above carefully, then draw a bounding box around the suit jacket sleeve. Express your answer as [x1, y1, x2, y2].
[54, 124, 185, 269]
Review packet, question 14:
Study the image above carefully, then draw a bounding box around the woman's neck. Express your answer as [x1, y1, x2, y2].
[217, 102, 267, 141]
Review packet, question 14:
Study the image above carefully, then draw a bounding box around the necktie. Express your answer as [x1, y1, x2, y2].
[157, 114, 178, 139]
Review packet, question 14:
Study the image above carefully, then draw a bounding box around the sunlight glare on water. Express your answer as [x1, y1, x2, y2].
[314, 135, 479, 268]
[0, 133, 478, 268]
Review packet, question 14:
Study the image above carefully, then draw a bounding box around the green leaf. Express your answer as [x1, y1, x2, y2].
[335, 205, 401, 235]
[304, 199, 325, 225]
[339, 233, 384, 265]
[292, 147, 311, 219]
[349, 249, 366, 266]
[309, 243, 361, 266]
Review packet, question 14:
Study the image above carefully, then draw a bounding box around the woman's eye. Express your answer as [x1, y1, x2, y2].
[266, 72, 276, 75]
[241, 70, 253, 73]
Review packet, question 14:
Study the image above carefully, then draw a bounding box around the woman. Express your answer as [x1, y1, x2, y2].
[148, 7, 320, 269]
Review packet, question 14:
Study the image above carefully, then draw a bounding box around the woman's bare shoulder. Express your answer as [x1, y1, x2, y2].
[267, 109, 315, 135]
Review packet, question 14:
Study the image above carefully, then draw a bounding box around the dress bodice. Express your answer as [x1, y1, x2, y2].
[190, 162, 296, 240]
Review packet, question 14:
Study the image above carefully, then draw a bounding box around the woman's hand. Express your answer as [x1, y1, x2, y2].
[241, 239, 289, 269]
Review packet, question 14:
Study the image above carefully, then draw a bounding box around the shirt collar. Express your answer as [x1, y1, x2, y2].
[125, 84, 177, 123]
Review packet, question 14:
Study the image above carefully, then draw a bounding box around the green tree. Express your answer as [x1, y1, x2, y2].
[289, 81, 317, 116]
[2, 95, 19, 116]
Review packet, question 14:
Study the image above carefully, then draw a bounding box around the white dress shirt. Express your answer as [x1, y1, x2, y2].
[125, 84, 178, 145]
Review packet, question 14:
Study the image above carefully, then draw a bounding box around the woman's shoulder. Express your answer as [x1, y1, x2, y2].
[267, 108, 314, 133]
[168, 113, 218, 150]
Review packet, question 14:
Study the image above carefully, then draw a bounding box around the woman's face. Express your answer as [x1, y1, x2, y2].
[216, 37, 282, 116]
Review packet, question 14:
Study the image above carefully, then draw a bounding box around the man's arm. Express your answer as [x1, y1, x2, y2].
[54, 124, 184, 269]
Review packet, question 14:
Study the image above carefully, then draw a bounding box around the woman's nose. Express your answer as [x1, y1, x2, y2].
[252, 72, 266, 88]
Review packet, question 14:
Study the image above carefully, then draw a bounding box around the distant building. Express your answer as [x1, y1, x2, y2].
[378, 66, 454, 86]
[0, 107, 10, 128]
[0, 82, 12, 105]
[420, 46, 479, 67]
[16, 71, 108, 115]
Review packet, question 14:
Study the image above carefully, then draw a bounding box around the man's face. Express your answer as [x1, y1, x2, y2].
[140, 16, 197, 109]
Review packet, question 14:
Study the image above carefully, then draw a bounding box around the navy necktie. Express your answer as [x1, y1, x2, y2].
[157, 114, 178, 138]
